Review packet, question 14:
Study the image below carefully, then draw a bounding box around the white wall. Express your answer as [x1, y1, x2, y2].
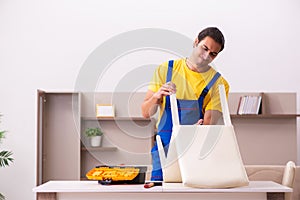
[0, 0, 300, 199]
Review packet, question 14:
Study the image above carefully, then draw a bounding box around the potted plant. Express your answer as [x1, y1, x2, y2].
[0, 114, 13, 200]
[84, 127, 103, 147]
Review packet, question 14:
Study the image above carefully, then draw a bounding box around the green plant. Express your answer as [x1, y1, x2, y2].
[84, 127, 103, 137]
[0, 115, 13, 200]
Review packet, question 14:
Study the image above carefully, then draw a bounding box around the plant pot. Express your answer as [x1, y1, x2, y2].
[90, 136, 102, 147]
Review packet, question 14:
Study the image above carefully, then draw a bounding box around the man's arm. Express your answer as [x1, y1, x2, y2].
[141, 90, 161, 118]
[203, 110, 222, 125]
[200, 82, 230, 125]
[141, 82, 176, 118]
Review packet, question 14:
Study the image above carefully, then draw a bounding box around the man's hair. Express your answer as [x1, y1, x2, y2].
[198, 27, 225, 52]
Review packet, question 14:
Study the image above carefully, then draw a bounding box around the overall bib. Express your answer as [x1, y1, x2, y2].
[150, 60, 221, 181]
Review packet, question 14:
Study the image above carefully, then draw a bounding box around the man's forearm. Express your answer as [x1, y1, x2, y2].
[203, 110, 222, 125]
[141, 95, 161, 118]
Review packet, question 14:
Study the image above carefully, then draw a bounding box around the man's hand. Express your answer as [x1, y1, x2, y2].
[141, 82, 176, 118]
[195, 119, 204, 125]
[153, 82, 176, 100]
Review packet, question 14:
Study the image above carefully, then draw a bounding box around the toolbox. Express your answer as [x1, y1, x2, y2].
[86, 165, 147, 185]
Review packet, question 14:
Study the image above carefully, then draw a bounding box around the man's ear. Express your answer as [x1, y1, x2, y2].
[193, 38, 199, 48]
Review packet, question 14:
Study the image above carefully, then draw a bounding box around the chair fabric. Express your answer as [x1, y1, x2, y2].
[169, 84, 249, 188]
[282, 161, 296, 200]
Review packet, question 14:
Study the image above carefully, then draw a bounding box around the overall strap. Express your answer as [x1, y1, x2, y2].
[166, 60, 174, 82]
[165, 60, 174, 109]
[198, 72, 221, 119]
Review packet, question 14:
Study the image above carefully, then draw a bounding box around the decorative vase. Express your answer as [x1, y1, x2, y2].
[90, 136, 102, 147]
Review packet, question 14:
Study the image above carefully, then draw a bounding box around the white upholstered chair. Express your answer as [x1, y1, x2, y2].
[245, 161, 297, 200]
[282, 161, 296, 200]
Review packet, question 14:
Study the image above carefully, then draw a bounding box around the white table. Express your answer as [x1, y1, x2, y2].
[33, 181, 292, 200]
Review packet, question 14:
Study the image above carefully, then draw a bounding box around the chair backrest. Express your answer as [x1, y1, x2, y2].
[282, 161, 296, 200]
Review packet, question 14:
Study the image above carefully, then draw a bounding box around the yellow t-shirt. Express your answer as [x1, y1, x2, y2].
[148, 58, 230, 122]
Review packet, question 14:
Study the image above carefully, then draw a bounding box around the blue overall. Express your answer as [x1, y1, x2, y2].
[150, 60, 221, 181]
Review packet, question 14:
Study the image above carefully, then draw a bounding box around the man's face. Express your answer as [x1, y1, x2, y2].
[193, 36, 221, 67]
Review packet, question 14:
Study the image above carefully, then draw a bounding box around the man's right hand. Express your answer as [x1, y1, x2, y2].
[141, 82, 176, 118]
[153, 82, 176, 100]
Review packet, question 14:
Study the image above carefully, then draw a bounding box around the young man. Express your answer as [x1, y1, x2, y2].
[141, 27, 230, 188]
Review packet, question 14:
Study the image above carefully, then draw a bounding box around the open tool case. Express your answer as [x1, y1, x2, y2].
[86, 165, 147, 185]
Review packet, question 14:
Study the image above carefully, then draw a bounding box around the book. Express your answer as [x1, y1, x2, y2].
[253, 96, 262, 114]
[237, 95, 262, 115]
[237, 96, 246, 115]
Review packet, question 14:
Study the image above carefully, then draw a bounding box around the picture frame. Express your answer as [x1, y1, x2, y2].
[96, 104, 115, 118]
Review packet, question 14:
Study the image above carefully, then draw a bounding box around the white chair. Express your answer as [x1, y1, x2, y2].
[282, 161, 296, 200]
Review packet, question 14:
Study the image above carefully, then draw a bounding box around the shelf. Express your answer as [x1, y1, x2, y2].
[82, 117, 154, 121]
[38, 91, 299, 185]
[230, 114, 300, 119]
[81, 147, 118, 151]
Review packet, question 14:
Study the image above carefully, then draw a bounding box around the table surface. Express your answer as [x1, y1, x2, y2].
[33, 181, 292, 193]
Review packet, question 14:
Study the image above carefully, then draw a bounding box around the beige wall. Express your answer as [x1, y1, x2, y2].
[0, 0, 300, 199]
